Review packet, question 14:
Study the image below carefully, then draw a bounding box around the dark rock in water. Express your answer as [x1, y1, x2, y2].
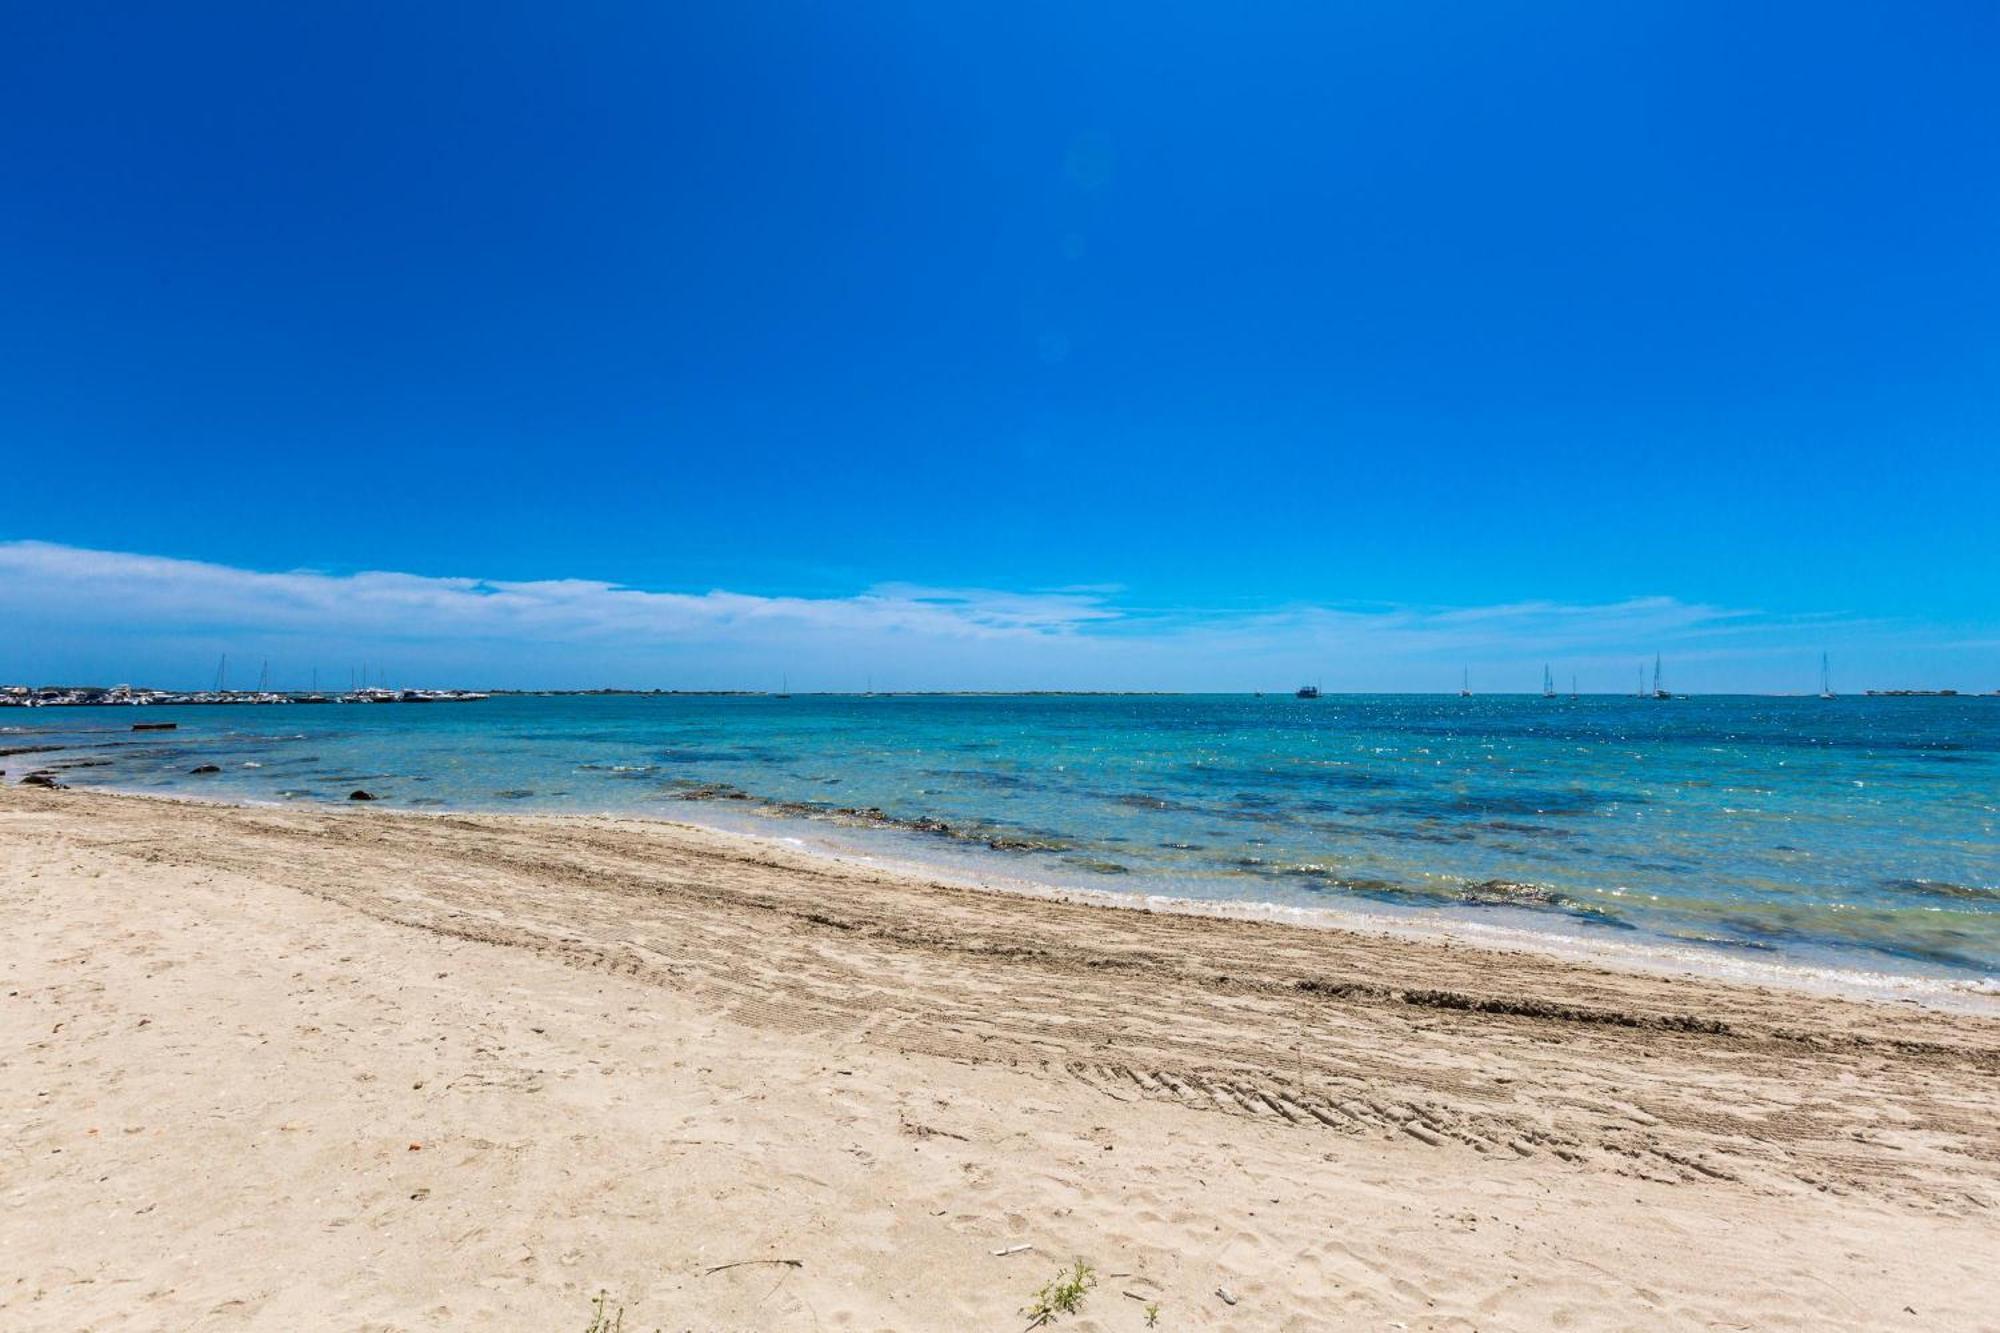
[190, 764, 223, 775]
[672, 781, 751, 801]
[1882, 877, 2000, 903]
[1452, 878, 1633, 930]
[986, 835, 1069, 852]
[1329, 876, 1406, 895]
[21, 771, 66, 789]
[348, 789, 378, 801]
[1481, 819, 1576, 840]
[132, 721, 178, 731]
[1457, 878, 1568, 907]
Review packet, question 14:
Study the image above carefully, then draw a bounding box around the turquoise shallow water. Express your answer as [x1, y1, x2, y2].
[8, 694, 1997, 989]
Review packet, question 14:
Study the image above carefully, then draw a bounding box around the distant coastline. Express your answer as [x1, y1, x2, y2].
[6, 683, 1998, 707]
[2, 684, 490, 708]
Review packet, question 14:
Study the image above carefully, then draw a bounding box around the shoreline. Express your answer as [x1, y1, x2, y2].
[56, 778, 2000, 1014]
[661, 796, 2000, 1013]
[6, 782, 1999, 1329]
[9, 690, 1997, 1002]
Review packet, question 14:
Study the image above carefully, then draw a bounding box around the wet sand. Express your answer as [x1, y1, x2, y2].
[4, 784, 1997, 1329]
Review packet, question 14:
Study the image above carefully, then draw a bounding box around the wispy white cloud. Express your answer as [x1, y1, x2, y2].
[0, 540, 1986, 692]
[0, 541, 1113, 643]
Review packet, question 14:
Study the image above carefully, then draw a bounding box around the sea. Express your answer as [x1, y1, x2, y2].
[8, 693, 1997, 1003]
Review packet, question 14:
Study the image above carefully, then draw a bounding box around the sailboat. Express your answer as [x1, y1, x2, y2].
[1651, 654, 1673, 700]
[1459, 668, 1472, 698]
[776, 673, 791, 700]
[1542, 664, 1556, 699]
[1636, 664, 1647, 699]
[1570, 673, 1578, 701]
[1819, 652, 1836, 700]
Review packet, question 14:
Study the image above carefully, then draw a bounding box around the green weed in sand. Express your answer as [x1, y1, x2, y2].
[1022, 1258, 1096, 1327]
[583, 1290, 623, 1333]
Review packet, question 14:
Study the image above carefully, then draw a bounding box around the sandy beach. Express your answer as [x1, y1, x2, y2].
[4, 784, 1996, 1331]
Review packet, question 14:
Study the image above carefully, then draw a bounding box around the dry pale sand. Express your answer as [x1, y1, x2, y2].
[3, 785, 1997, 1332]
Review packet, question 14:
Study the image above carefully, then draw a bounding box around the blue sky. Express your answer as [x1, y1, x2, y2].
[3, 4, 1995, 690]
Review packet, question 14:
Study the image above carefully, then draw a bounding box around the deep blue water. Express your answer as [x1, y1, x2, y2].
[8, 694, 1997, 992]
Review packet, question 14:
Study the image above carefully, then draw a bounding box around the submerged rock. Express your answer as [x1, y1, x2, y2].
[1457, 878, 1568, 907]
[986, 835, 1068, 852]
[21, 771, 66, 790]
[1324, 876, 1406, 895]
[348, 789, 378, 801]
[1882, 877, 2000, 904]
[189, 764, 222, 775]
[671, 782, 752, 801]
[1452, 878, 1632, 929]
